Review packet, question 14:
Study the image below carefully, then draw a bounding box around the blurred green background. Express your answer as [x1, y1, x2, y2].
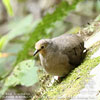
[0, 0, 100, 99]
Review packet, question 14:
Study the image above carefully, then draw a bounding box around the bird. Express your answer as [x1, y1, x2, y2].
[33, 34, 85, 77]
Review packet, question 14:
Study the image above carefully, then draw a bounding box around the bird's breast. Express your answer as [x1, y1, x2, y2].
[39, 53, 58, 71]
[39, 52, 71, 76]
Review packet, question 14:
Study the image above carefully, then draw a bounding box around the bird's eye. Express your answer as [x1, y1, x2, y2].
[41, 46, 44, 49]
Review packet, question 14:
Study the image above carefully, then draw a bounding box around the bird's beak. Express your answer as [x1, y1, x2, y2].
[33, 49, 40, 56]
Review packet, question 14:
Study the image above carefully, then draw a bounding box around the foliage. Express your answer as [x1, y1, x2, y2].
[0, 60, 38, 97]
[96, 0, 100, 12]
[2, 0, 14, 16]
[0, 0, 82, 98]
[18, 0, 26, 2]
[0, 15, 39, 51]
[15, 0, 82, 66]
[0, 36, 7, 51]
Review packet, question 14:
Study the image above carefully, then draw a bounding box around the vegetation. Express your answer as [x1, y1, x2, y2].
[0, 0, 83, 98]
[40, 42, 100, 100]
[15, 0, 82, 65]
[0, 0, 100, 99]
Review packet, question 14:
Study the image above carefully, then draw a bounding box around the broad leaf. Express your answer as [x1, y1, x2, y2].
[5, 60, 38, 87]
[0, 60, 38, 97]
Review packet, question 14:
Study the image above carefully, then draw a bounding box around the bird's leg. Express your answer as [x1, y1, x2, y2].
[51, 75, 67, 85]
[49, 76, 63, 86]
[57, 75, 69, 82]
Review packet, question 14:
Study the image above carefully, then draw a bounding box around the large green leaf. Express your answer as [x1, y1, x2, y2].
[0, 15, 39, 51]
[0, 60, 38, 97]
[5, 60, 38, 86]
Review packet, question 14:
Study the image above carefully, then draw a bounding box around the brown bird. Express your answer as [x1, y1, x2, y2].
[33, 34, 85, 77]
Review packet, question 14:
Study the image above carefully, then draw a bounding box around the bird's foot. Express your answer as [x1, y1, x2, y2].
[49, 76, 66, 87]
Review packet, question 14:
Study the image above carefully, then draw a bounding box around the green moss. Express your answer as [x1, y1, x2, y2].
[39, 41, 100, 100]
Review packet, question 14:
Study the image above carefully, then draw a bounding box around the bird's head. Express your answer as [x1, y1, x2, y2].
[33, 39, 51, 56]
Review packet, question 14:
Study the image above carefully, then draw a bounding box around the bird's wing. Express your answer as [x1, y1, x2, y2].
[52, 34, 85, 65]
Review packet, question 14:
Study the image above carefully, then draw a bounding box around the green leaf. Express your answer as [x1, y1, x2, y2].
[96, 0, 100, 12]
[0, 43, 22, 80]
[0, 36, 8, 50]
[0, 15, 38, 51]
[2, 0, 14, 16]
[0, 60, 38, 97]
[16, 60, 39, 86]
[5, 60, 38, 87]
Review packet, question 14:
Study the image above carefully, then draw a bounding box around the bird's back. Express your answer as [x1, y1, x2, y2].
[52, 34, 85, 65]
